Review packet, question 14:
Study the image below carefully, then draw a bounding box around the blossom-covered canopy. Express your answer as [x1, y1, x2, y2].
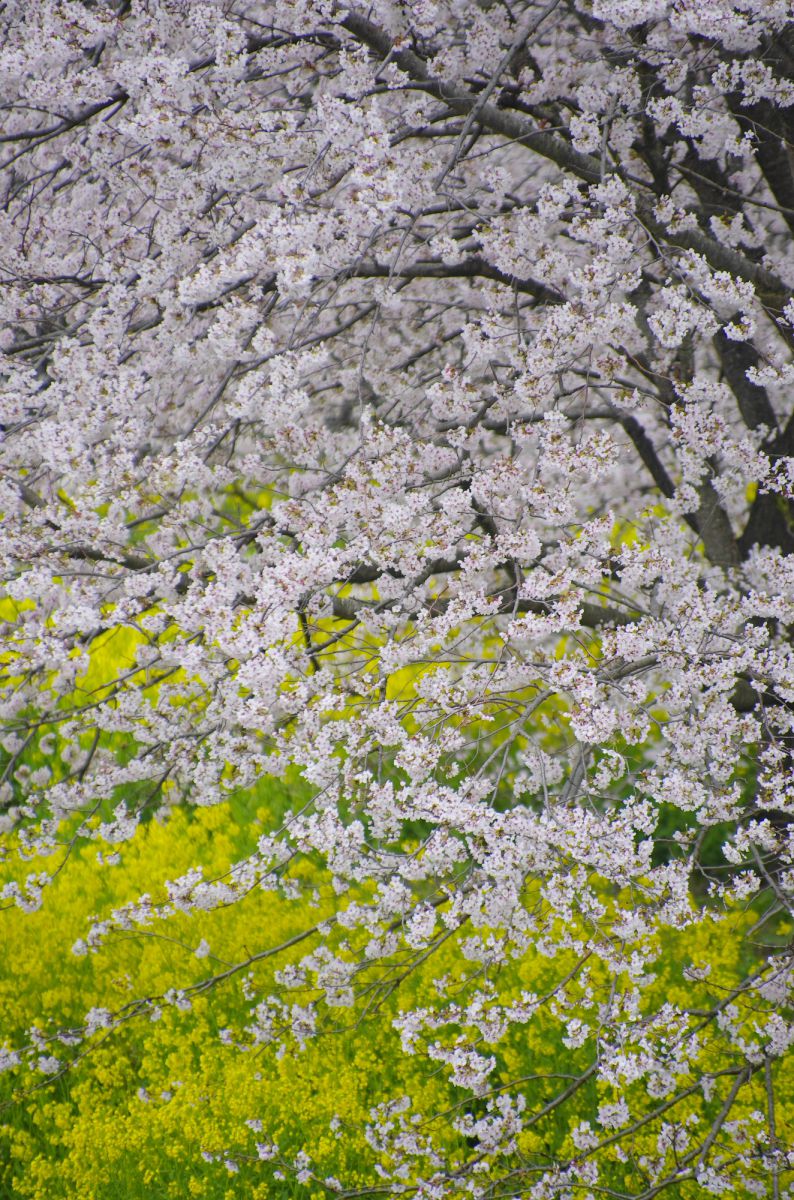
[1, 1, 794, 1195]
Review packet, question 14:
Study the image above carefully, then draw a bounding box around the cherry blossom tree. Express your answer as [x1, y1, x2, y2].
[2, 0, 794, 1194]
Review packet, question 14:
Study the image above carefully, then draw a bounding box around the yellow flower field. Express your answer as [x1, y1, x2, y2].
[1, 786, 791, 1198]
